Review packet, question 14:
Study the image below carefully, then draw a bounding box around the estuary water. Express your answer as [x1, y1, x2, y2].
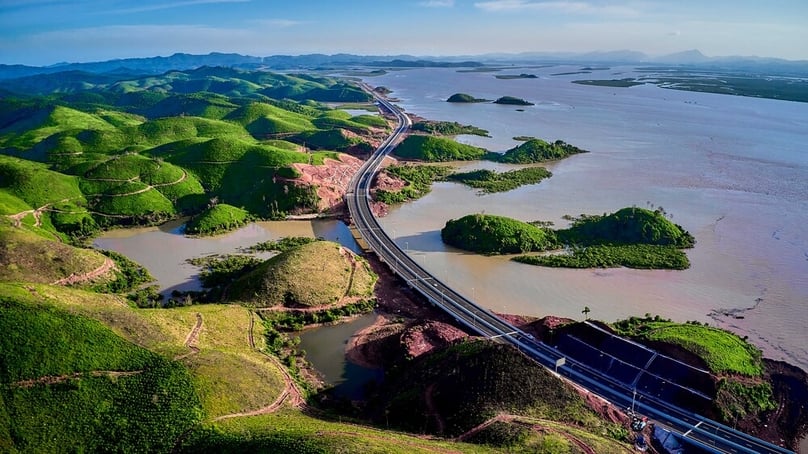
[361, 66, 808, 371]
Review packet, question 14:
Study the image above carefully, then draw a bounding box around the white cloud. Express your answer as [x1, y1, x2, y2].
[419, 0, 455, 6]
[474, 0, 639, 17]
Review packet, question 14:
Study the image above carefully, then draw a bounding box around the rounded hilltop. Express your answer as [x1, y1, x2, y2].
[228, 241, 376, 308]
[446, 93, 489, 103]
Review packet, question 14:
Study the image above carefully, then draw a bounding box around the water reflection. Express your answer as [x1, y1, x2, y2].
[93, 219, 359, 296]
[297, 313, 382, 399]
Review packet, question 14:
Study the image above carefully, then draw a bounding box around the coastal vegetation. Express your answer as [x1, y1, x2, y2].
[374, 164, 453, 204]
[443, 208, 694, 269]
[411, 120, 489, 137]
[493, 96, 534, 106]
[446, 167, 552, 193]
[446, 93, 489, 103]
[185, 203, 253, 236]
[393, 135, 488, 161]
[442, 214, 555, 254]
[494, 73, 537, 79]
[573, 79, 644, 88]
[497, 138, 588, 163]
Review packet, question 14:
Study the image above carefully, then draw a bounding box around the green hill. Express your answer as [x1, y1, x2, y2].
[446, 93, 489, 103]
[0, 297, 202, 453]
[493, 96, 534, 106]
[375, 339, 629, 448]
[441, 214, 555, 254]
[559, 207, 694, 248]
[394, 135, 488, 162]
[496, 138, 587, 164]
[185, 203, 252, 236]
[229, 241, 376, 307]
[0, 225, 110, 284]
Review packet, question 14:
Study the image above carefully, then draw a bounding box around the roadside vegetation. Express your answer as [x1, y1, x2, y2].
[372, 339, 630, 449]
[374, 164, 453, 204]
[411, 120, 489, 137]
[393, 135, 488, 161]
[610, 315, 777, 422]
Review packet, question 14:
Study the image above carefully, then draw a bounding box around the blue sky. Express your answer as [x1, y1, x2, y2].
[1, 0, 806, 65]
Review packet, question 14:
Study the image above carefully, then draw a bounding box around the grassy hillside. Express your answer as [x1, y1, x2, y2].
[0, 296, 202, 453]
[442, 214, 555, 254]
[0, 225, 110, 284]
[374, 340, 629, 447]
[229, 241, 376, 307]
[394, 135, 488, 162]
[0, 68, 383, 232]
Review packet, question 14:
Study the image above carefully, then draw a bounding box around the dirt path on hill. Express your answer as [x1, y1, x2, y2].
[10, 370, 144, 388]
[51, 257, 116, 286]
[455, 413, 599, 454]
[209, 311, 305, 423]
[424, 383, 447, 435]
[174, 312, 203, 361]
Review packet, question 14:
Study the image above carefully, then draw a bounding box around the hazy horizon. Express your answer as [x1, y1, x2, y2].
[2, 0, 807, 66]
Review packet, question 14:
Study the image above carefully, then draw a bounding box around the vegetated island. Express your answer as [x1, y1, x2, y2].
[573, 78, 645, 88]
[373, 137, 588, 204]
[2, 62, 807, 453]
[494, 73, 538, 79]
[446, 167, 552, 194]
[411, 120, 489, 137]
[441, 207, 695, 269]
[493, 96, 535, 106]
[446, 92, 489, 103]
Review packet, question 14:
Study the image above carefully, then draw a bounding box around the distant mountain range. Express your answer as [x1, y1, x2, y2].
[1, 50, 806, 80]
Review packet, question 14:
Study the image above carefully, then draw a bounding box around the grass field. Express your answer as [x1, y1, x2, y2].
[182, 411, 501, 454]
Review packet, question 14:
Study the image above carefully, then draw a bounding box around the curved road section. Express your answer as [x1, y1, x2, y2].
[346, 84, 793, 454]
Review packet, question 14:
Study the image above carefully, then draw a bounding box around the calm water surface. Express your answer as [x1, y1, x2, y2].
[362, 66, 808, 370]
[94, 219, 359, 296]
[297, 313, 382, 399]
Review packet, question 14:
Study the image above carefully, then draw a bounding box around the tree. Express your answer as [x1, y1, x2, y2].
[582, 306, 591, 320]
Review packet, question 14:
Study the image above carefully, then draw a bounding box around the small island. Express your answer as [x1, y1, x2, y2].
[446, 167, 552, 194]
[184, 203, 252, 236]
[494, 73, 538, 79]
[493, 96, 534, 106]
[497, 138, 588, 163]
[446, 93, 489, 103]
[411, 120, 489, 137]
[441, 207, 695, 269]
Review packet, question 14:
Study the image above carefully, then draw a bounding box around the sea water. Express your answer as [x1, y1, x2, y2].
[360, 66, 808, 371]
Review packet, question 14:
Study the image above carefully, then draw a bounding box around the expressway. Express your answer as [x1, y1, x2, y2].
[346, 83, 793, 454]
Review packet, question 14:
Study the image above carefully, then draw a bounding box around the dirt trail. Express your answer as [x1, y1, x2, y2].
[455, 413, 599, 454]
[424, 383, 447, 435]
[174, 313, 203, 361]
[11, 370, 144, 388]
[51, 257, 116, 286]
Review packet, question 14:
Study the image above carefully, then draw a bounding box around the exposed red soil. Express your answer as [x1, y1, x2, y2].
[289, 154, 363, 213]
[401, 321, 469, 359]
